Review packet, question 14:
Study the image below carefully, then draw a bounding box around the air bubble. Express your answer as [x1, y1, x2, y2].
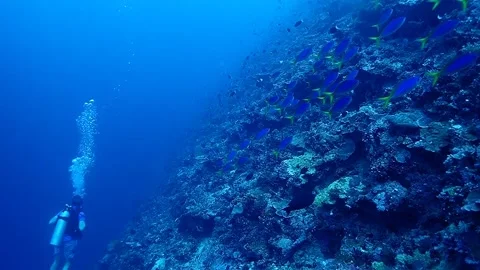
[69, 100, 97, 198]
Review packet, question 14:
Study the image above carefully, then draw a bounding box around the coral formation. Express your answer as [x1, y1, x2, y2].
[98, 0, 480, 269]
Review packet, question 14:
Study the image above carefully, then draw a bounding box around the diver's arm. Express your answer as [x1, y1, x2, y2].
[79, 220, 86, 231]
[49, 214, 59, 225]
[79, 212, 86, 231]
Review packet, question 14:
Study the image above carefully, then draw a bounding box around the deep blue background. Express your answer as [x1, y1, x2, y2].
[0, 0, 293, 269]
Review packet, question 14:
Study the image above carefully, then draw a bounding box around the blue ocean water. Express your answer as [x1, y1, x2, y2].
[0, 0, 295, 269]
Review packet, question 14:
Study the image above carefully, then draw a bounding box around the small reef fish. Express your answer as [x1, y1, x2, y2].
[279, 92, 295, 109]
[379, 76, 422, 107]
[369, 17, 406, 45]
[285, 102, 310, 123]
[295, 47, 313, 63]
[324, 79, 359, 103]
[314, 71, 339, 92]
[321, 41, 335, 57]
[334, 39, 350, 59]
[295, 102, 311, 116]
[343, 46, 359, 63]
[428, 0, 442, 10]
[345, 69, 359, 80]
[273, 136, 293, 158]
[278, 136, 293, 150]
[324, 71, 340, 89]
[266, 95, 280, 105]
[334, 79, 360, 94]
[239, 139, 250, 150]
[215, 159, 223, 170]
[304, 91, 320, 102]
[428, 53, 478, 86]
[291, 98, 300, 106]
[255, 128, 271, 140]
[416, 20, 459, 49]
[337, 46, 359, 68]
[313, 60, 324, 72]
[307, 73, 322, 83]
[238, 156, 249, 165]
[324, 96, 353, 118]
[268, 107, 282, 115]
[227, 150, 237, 161]
[327, 80, 341, 93]
[428, 0, 467, 11]
[372, 8, 393, 32]
[286, 80, 297, 90]
[223, 161, 234, 172]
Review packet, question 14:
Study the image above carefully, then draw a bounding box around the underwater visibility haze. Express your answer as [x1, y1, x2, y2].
[1, 0, 480, 269]
[0, 0, 288, 269]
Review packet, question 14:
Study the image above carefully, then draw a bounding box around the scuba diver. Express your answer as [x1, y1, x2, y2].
[49, 195, 86, 270]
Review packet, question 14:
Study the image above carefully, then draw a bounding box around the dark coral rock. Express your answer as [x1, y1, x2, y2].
[178, 214, 215, 238]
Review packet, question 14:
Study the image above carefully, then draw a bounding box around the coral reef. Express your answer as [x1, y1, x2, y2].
[98, 0, 480, 269]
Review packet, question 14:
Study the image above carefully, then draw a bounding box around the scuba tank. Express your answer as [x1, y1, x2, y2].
[50, 207, 71, 246]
